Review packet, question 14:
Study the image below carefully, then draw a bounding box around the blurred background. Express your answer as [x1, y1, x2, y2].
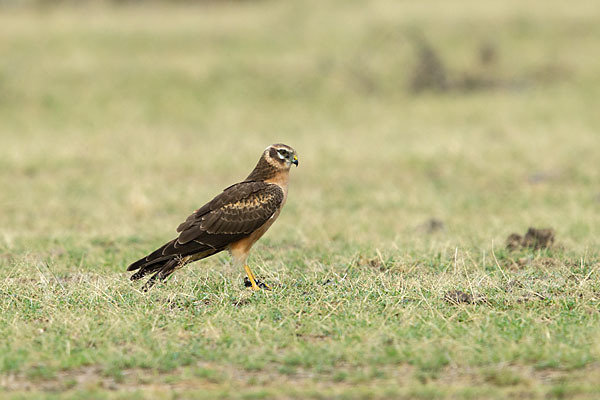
[1, 0, 599, 263]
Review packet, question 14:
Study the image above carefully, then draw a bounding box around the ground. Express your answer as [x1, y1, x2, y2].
[1, 0, 600, 398]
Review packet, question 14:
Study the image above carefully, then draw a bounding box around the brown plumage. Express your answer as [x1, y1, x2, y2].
[127, 144, 298, 291]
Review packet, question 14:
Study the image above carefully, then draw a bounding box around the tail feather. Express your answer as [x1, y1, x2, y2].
[127, 254, 170, 272]
[127, 239, 215, 272]
[128, 247, 220, 290]
[129, 260, 166, 281]
[127, 239, 177, 272]
[129, 257, 180, 291]
[141, 258, 180, 291]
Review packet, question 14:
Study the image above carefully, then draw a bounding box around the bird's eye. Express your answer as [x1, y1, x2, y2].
[278, 150, 288, 156]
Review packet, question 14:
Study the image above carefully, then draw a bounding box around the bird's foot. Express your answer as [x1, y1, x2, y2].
[244, 277, 271, 291]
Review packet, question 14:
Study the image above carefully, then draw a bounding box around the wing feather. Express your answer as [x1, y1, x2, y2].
[177, 182, 283, 245]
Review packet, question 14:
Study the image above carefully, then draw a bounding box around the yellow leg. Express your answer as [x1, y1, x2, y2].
[244, 264, 261, 291]
[244, 264, 271, 291]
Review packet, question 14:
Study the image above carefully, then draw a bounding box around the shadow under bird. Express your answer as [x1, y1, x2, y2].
[127, 144, 298, 291]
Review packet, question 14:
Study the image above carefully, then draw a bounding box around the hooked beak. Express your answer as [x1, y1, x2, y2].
[292, 154, 298, 166]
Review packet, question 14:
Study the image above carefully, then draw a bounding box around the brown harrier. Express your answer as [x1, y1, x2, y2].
[128, 144, 298, 291]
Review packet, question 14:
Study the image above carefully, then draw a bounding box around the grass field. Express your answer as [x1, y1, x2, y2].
[2, 0, 600, 398]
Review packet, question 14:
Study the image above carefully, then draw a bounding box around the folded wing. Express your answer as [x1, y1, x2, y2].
[127, 182, 284, 278]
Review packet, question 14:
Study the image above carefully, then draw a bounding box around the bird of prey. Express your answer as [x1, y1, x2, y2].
[127, 144, 298, 291]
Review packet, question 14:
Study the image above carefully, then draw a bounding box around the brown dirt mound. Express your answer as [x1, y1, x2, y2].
[417, 218, 445, 234]
[443, 290, 488, 305]
[444, 290, 473, 304]
[506, 227, 555, 251]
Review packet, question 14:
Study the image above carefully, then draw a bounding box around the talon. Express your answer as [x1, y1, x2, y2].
[256, 279, 271, 290]
[243, 264, 271, 291]
[243, 276, 271, 290]
[243, 265, 261, 291]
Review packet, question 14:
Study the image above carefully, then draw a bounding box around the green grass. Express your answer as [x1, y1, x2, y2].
[2, 0, 600, 398]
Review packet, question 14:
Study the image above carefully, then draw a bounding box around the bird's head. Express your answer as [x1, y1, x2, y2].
[246, 143, 298, 182]
[265, 143, 298, 170]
